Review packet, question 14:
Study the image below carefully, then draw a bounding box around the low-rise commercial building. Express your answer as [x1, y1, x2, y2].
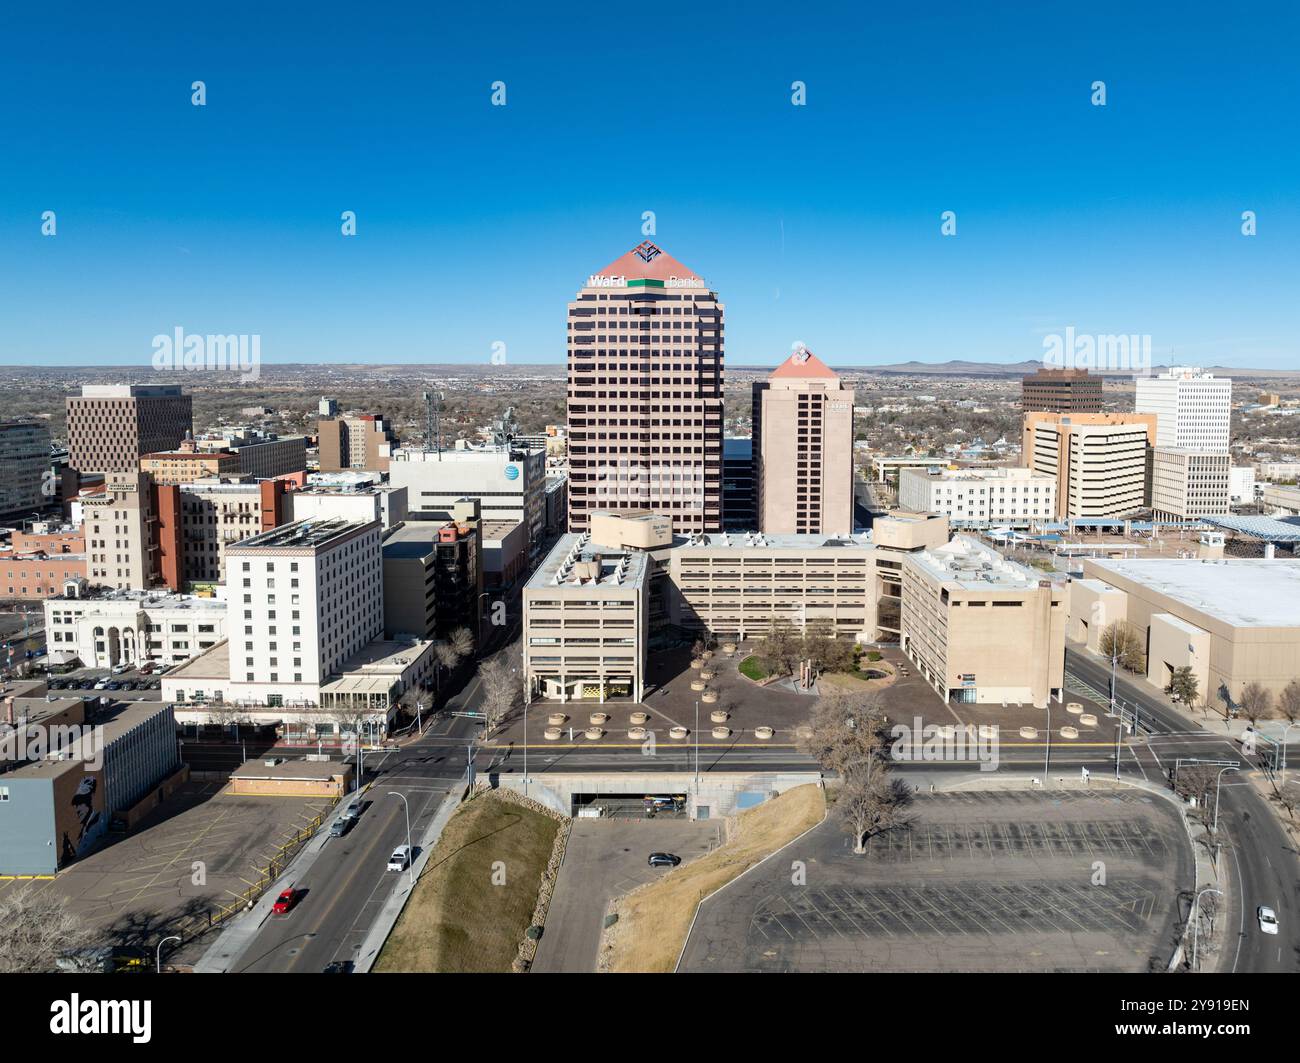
[1069, 556, 1300, 709]
[522, 509, 950, 703]
[901, 535, 1066, 708]
[284, 482, 408, 531]
[140, 440, 241, 485]
[382, 507, 482, 642]
[44, 586, 228, 669]
[0, 701, 181, 874]
[195, 430, 307, 480]
[1, 552, 86, 599]
[898, 465, 1056, 525]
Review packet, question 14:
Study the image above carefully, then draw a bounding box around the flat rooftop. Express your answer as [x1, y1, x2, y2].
[48, 588, 226, 610]
[228, 517, 373, 551]
[1087, 557, 1300, 628]
[909, 534, 1047, 591]
[232, 758, 348, 781]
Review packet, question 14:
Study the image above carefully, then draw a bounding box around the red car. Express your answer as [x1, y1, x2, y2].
[272, 888, 299, 915]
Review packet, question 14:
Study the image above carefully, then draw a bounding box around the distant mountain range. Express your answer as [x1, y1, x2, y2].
[732, 359, 1299, 380]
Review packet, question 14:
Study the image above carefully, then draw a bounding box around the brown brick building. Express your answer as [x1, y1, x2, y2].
[1021, 368, 1103, 414]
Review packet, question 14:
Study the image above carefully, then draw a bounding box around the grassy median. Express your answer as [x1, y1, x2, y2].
[375, 791, 561, 973]
[601, 783, 826, 973]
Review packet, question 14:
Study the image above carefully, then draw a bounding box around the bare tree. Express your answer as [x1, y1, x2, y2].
[1099, 620, 1145, 675]
[449, 626, 476, 660]
[478, 645, 521, 732]
[0, 886, 93, 973]
[756, 617, 799, 678]
[839, 773, 914, 854]
[798, 690, 889, 779]
[1239, 682, 1274, 725]
[1278, 678, 1300, 725]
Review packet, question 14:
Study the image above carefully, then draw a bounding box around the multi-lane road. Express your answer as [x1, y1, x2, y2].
[1065, 645, 1298, 973]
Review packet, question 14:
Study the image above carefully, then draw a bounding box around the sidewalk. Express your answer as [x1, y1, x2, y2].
[354, 774, 469, 972]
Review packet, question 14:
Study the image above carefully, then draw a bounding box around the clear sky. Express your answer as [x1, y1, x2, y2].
[2, 2, 1297, 369]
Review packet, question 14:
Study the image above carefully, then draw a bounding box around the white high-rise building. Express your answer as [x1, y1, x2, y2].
[224, 518, 383, 701]
[1135, 367, 1233, 519]
[1135, 367, 1232, 452]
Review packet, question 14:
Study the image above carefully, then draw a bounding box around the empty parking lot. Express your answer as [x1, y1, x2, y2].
[680, 788, 1191, 973]
[0, 780, 333, 961]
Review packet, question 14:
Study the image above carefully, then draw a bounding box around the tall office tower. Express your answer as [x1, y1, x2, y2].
[566, 241, 724, 534]
[0, 421, 52, 519]
[1021, 368, 1103, 413]
[65, 385, 192, 474]
[752, 347, 855, 535]
[317, 413, 399, 472]
[1135, 367, 1233, 519]
[1023, 412, 1156, 518]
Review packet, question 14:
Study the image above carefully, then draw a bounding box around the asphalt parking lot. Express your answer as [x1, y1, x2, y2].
[531, 817, 724, 973]
[0, 780, 334, 962]
[679, 789, 1192, 973]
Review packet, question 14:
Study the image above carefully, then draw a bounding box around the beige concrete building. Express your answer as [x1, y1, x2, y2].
[901, 535, 1066, 707]
[65, 385, 192, 474]
[317, 413, 398, 472]
[1261, 483, 1300, 515]
[566, 241, 724, 534]
[522, 510, 950, 702]
[82, 472, 158, 590]
[1023, 412, 1156, 518]
[1150, 448, 1230, 519]
[752, 347, 855, 536]
[1069, 556, 1300, 710]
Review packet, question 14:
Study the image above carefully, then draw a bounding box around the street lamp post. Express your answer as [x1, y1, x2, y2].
[1190, 887, 1223, 970]
[1109, 650, 1118, 717]
[1114, 722, 1122, 781]
[156, 934, 180, 974]
[388, 791, 414, 889]
[1043, 703, 1051, 786]
[1213, 766, 1240, 836]
[1281, 722, 1300, 785]
[694, 699, 700, 801]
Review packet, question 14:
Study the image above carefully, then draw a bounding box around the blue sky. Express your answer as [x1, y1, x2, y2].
[2, 2, 1297, 368]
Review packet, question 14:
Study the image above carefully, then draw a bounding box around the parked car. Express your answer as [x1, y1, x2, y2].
[93, 679, 109, 690]
[322, 961, 354, 974]
[272, 888, 300, 915]
[647, 852, 682, 869]
[137, 662, 155, 675]
[1258, 906, 1279, 935]
[329, 817, 353, 838]
[120, 680, 136, 691]
[387, 845, 411, 872]
[343, 800, 363, 821]
[110, 663, 131, 675]
[106, 682, 121, 691]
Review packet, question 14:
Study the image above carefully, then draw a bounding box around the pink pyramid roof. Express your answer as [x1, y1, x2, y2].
[590, 241, 701, 282]
[770, 347, 838, 379]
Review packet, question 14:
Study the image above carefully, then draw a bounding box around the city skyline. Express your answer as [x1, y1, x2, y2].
[3, 3, 1298, 370]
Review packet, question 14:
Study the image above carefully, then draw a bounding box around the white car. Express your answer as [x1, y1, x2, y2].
[1257, 906, 1279, 935]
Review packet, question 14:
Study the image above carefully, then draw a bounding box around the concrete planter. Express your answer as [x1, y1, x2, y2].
[1066, 702, 1084, 715]
[1019, 726, 1038, 739]
[628, 726, 648, 740]
[711, 726, 730, 739]
[1059, 726, 1079, 740]
[669, 726, 689, 740]
[978, 724, 998, 740]
[701, 691, 718, 704]
[630, 711, 649, 725]
[722, 643, 737, 656]
[543, 727, 562, 741]
[710, 710, 729, 724]
[547, 713, 567, 726]
[1079, 713, 1098, 727]
[700, 670, 715, 681]
[755, 726, 775, 740]
[584, 727, 604, 740]
[589, 712, 609, 725]
[701, 650, 714, 661]
[690, 680, 706, 692]
[690, 659, 704, 670]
